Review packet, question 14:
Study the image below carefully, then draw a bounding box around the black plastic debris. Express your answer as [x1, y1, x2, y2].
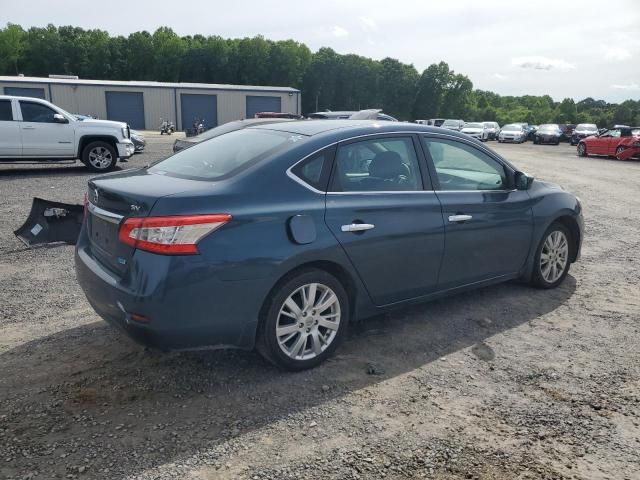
[14, 197, 84, 247]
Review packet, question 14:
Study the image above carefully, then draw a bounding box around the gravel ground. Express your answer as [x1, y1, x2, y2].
[1, 134, 639, 480]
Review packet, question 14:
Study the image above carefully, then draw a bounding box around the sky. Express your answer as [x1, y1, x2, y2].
[4, 0, 640, 103]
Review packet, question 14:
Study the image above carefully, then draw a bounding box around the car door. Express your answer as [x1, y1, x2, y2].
[18, 100, 75, 157]
[324, 134, 445, 306]
[0, 99, 21, 157]
[590, 129, 614, 155]
[420, 134, 534, 290]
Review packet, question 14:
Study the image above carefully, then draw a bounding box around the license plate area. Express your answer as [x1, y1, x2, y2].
[89, 214, 119, 252]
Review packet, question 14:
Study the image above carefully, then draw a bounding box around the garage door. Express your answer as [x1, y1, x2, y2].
[180, 94, 218, 132]
[246, 96, 282, 118]
[4, 87, 46, 99]
[105, 91, 145, 129]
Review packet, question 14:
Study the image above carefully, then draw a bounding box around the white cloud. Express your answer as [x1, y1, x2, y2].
[511, 56, 575, 71]
[611, 83, 640, 90]
[494, 73, 507, 80]
[604, 47, 632, 61]
[360, 17, 378, 32]
[331, 25, 349, 37]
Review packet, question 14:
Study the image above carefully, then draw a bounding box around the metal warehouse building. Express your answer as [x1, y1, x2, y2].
[0, 76, 301, 131]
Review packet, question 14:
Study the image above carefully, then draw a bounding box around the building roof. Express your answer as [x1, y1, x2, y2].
[0, 76, 300, 93]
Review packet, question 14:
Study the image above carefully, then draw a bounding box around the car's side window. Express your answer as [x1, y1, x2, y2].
[330, 137, 422, 192]
[422, 137, 507, 191]
[0, 100, 13, 121]
[19, 102, 58, 123]
[291, 147, 334, 191]
[610, 129, 621, 138]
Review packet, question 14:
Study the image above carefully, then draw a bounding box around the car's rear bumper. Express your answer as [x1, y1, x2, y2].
[74, 229, 269, 351]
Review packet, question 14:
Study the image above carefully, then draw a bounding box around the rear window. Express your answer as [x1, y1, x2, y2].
[150, 128, 306, 180]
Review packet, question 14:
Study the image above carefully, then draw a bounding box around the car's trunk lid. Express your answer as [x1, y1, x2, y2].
[86, 167, 214, 275]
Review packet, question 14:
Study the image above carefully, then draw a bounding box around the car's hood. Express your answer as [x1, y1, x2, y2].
[78, 118, 127, 129]
[461, 128, 483, 133]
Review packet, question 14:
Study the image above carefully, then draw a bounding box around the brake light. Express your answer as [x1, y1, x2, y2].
[118, 214, 232, 255]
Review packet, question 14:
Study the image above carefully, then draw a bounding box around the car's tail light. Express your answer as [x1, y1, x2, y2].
[118, 214, 232, 255]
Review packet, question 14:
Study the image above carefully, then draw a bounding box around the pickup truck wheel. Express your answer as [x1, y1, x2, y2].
[83, 141, 117, 172]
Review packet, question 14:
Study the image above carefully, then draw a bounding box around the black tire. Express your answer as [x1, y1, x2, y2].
[82, 141, 117, 172]
[615, 146, 625, 159]
[533, 138, 538, 144]
[531, 223, 572, 289]
[256, 268, 350, 371]
[577, 143, 587, 157]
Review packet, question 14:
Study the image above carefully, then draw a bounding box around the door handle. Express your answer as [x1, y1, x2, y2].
[448, 214, 473, 223]
[22, 126, 36, 130]
[341, 223, 375, 232]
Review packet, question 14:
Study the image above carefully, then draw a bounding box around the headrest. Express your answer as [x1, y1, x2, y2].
[368, 151, 407, 179]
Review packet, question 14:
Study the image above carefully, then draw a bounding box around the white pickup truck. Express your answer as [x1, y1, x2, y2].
[0, 95, 134, 172]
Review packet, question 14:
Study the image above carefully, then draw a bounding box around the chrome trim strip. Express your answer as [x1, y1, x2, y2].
[326, 190, 435, 195]
[434, 189, 517, 193]
[285, 141, 339, 194]
[88, 202, 124, 224]
[285, 129, 504, 194]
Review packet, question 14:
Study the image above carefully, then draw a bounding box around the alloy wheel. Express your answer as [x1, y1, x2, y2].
[88, 146, 114, 170]
[276, 283, 341, 361]
[578, 143, 587, 156]
[540, 230, 569, 284]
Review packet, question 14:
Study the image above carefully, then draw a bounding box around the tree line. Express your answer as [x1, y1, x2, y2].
[1, 23, 638, 126]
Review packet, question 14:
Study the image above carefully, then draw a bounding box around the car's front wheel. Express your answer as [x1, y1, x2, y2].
[82, 141, 117, 172]
[257, 269, 349, 370]
[615, 146, 626, 159]
[532, 223, 572, 289]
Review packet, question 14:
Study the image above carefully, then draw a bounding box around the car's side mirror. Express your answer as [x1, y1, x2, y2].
[515, 171, 534, 190]
[53, 113, 68, 124]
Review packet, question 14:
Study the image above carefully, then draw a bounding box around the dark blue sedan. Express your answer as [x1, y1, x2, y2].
[75, 121, 583, 370]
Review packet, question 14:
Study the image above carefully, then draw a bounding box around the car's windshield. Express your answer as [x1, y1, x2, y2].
[464, 123, 483, 129]
[538, 124, 559, 132]
[502, 124, 522, 131]
[442, 120, 459, 126]
[150, 128, 307, 180]
[576, 124, 597, 131]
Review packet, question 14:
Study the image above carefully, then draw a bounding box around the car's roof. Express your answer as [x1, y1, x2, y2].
[251, 119, 470, 139]
[0, 94, 48, 102]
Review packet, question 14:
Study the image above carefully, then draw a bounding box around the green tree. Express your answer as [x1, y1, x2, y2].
[0, 23, 25, 74]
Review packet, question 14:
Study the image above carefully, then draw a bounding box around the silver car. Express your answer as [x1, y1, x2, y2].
[440, 119, 465, 131]
[498, 124, 527, 143]
[460, 122, 489, 142]
[483, 121, 500, 140]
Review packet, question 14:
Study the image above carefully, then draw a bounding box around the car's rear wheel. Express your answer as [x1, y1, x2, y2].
[615, 146, 626, 159]
[532, 223, 572, 289]
[83, 141, 117, 172]
[577, 143, 587, 157]
[257, 269, 349, 370]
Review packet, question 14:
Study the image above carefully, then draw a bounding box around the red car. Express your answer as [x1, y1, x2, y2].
[577, 126, 640, 160]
